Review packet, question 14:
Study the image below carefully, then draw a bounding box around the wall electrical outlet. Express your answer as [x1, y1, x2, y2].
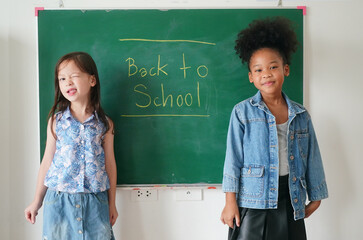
[131, 189, 158, 202]
[175, 189, 203, 201]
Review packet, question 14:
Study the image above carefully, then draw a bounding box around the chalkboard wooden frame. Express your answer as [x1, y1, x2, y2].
[38, 9, 304, 186]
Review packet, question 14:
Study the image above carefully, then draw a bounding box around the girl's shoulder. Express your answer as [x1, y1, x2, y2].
[285, 98, 311, 120]
[53, 111, 67, 123]
[230, 96, 262, 124]
[232, 94, 262, 114]
[54, 107, 73, 121]
[55, 110, 63, 119]
[51, 110, 71, 132]
[286, 98, 307, 112]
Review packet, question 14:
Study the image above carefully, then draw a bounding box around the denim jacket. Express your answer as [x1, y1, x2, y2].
[222, 91, 328, 220]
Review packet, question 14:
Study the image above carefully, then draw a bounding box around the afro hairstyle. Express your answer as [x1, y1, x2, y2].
[235, 16, 299, 70]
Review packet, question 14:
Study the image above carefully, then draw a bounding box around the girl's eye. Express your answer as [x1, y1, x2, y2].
[58, 77, 65, 81]
[255, 69, 262, 73]
[271, 66, 278, 69]
[71, 75, 79, 78]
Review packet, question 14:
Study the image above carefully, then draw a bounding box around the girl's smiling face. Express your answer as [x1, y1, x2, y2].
[57, 60, 96, 104]
[248, 48, 290, 98]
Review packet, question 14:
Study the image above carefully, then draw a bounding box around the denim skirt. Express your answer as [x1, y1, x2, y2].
[43, 190, 115, 240]
[228, 175, 306, 240]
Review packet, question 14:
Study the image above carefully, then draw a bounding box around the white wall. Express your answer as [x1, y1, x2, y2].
[0, 0, 10, 239]
[2, 0, 363, 239]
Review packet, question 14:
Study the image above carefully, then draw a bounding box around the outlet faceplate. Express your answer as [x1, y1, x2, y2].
[175, 189, 203, 201]
[131, 189, 158, 202]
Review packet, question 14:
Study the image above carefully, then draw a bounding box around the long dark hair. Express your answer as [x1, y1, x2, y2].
[48, 52, 109, 138]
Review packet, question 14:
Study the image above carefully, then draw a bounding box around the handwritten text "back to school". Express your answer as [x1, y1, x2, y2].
[125, 54, 208, 109]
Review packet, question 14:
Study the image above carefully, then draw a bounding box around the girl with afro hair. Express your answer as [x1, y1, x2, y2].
[220, 17, 328, 240]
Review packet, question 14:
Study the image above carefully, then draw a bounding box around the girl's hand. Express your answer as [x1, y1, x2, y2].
[221, 202, 240, 228]
[25, 118, 55, 225]
[220, 192, 240, 228]
[24, 201, 42, 224]
[305, 200, 321, 218]
[109, 204, 118, 226]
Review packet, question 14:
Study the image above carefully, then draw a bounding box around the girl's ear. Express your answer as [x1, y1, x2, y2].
[248, 72, 253, 83]
[90, 75, 96, 87]
[284, 64, 290, 77]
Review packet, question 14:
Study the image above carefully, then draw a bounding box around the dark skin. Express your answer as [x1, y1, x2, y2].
[220, 48, 321, 228]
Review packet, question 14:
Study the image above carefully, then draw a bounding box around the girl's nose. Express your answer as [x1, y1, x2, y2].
[65, 77, 73, 85]
[263, 70, 272, 78]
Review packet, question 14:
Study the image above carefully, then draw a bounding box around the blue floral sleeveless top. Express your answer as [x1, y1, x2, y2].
[44, 107, 110, 193]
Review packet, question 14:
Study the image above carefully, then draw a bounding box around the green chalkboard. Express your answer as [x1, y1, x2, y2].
[38, 9, 304, 185]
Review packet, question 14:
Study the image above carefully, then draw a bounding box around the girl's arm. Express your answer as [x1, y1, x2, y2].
[220, 192, 240, 228]
[304, 113, 328, 218]
[104, 119, 118, 226]
[221, 107, 244, 228]
[24, 118, 56, 224]
[305, 200, 321, 218]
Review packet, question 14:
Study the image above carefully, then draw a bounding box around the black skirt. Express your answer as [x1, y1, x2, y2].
[228, 175, 307, 240]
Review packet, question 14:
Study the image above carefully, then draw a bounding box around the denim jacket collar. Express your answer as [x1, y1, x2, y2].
[249, 91, 306, 118]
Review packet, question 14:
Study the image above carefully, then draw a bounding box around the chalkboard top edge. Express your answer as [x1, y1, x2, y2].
[39, 7, 303, 11]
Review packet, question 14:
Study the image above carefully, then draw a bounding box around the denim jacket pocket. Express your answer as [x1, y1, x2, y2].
[240, 165, 264, 198]
[297, 133, 309, 159]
